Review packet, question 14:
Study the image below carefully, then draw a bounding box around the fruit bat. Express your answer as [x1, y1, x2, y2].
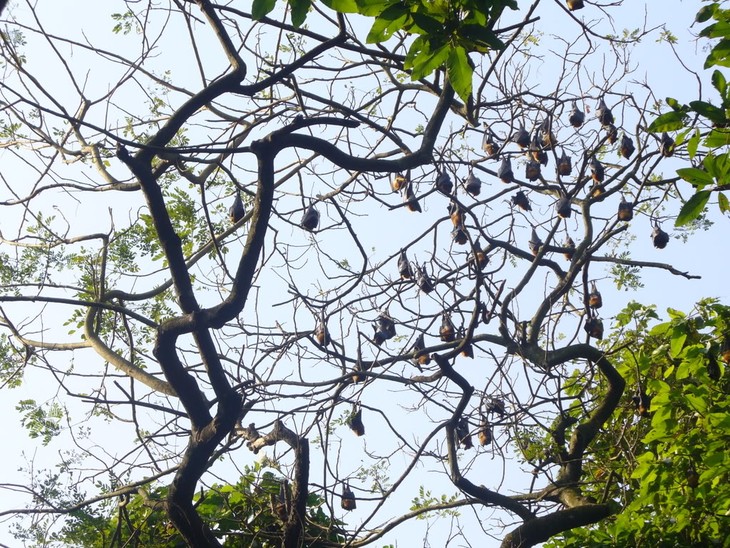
[482, 132, 499, 158]
[403, 182, 422, 212]
[590, 157, 605, 183]
[556, 196, 572, 219]
[229, 191, 245, 223]
[512, 124, 530, 148]
[440, 313, 456, 342]
[392, 172, 408, 192]
[478, 420, 492, 446]
[528, 228, 542, 256]
[415, 264, 435, 293]
[568, 101, 585, 128]
[465, 172, 482, 196]
[451, 224, 469, 245]
[584, 317, 604, 339]
[557, 150, 572, 176]
[540, 119, 557, 149]
[448, 200, 464, 227]
[721, 336, 730, 364]
[686, 468, 700, 489]
[512, 190, 531, 211]
[497, 158, 514, 183]
[315, 322, 331, 346]
[410, 333, 431, 366]
[398, 249, 413, 279]
[596, 98, 614, 126]
[376, 311, 396, 339]
[300, 203, 320, 231]
[563, 236, 576, 261]
[435, 171, 453, 195]
[632, 390, 651, 417]
[347, 404, 365, 437]
[619, 133, 635, 159]
[660, 132, 675, 157]
[588, 281, 603, 309]
[652, 224, 669, 248]
[455, 417, 473, 449]
[341, 483, 356, 510]
[617, 195, 633, 221]
[525, 160, 541, 182]
[707, 354, 721, 380]
[486, 397, 506, 416]
[605, 123, 618, 145]
[567, 0, 584, 11]
[470, 239, 489, 269]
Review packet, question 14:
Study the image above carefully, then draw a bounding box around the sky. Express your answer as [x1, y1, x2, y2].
[0, 1, 727, 547]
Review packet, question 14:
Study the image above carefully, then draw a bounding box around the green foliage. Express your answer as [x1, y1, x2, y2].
[547, 300, 730, 547]
[649, 1, 730, 226]
[58, 464, 345, 547]
[16, 399, 64, 445]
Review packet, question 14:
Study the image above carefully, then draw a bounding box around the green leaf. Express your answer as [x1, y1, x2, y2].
[252, 0, 277, 20]
[689, 100, 728, 125]
[695, 3, 718, 24]
[704, 128, 730, 148]
[712, 70, 728, 101]
[289, 0, 312, 26]
[321, 0, 359, 13]
[675, 191, 711, 227]
[676, 167, 714, 189]
[366, 4, 409, 43]
[686, 130, 701, 159]
[666, 96, 681, 111]
[648, 111, 687, 132]
[409, 42, 449, 80]
[446, 46, 472, 103]
[719, 192, 729, 213]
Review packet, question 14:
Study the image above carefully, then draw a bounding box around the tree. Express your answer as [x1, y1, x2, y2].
[545, 300, 730, 547]
[0, 1, 719, 547]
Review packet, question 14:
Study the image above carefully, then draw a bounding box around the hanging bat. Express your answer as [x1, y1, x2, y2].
[410, 333, 431, 366]
[300, 203, 320, 231]
[315, 322, 331, 346]
[556, 196, 572, 219]
[596, 98, 614, 126]
[652, 224, 669, 248]
[584, 316, 604, 339]
[497, 157, 514, 183]
[451, 224, 469, 245]
[563, 236, 576, 261]
[486, 397, 506, 416]
[448, 200, 464, 227]
[605, 123, 618, 145]
[588, 281, 603, 309]
[512, 190, 531, 211]
[619, 133, 635, 159]
[617, 195, 633, 221]
[482, 132, 499, 158]
[439, 313, 456, 342]
[540, 118, 557, 149]
[229, 191, 245, 223]
[478, 419, 492, 446]
[660, 132, 675, 157]
[632, 389, 651, 417]
[465, 172, 482, 196]
[525, 160, 541, 181]
[568, 101, 585, 128]
[341, 482, 356, 510]
[590, 157, 605, 183]
[512, 124, 530, 148]
[455, 417, 473, 450]
[376, 311, 396, 340]
[435, 171, 453, 195]
[470, 239, 489, 269]
[347, 404, 365, 437]
[721, 336, 730, 364]
[392, 172, 408, 192]
[415, 263, 435, 293]
[398, 249, 413, 279]
[567, 0, 584, 11]
[557, 150, 572, 176]
[707, 354, 721, 381]
[403, 182, 422, 212]
[528, 228, 542, 256]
